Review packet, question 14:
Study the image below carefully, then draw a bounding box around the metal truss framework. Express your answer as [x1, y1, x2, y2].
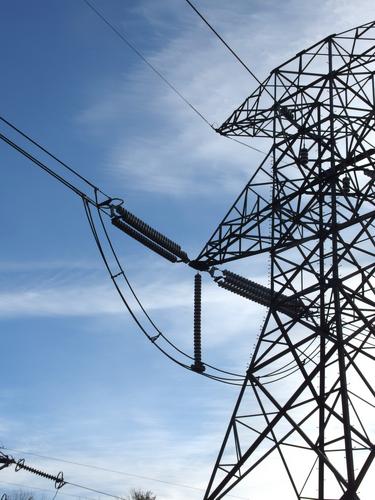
[196, 21, 375, 500]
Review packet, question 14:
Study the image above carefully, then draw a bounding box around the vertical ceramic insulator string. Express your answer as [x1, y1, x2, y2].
[191, 273, 205, 373]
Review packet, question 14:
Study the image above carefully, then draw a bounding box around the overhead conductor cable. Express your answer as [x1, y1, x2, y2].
[82, 0, 267, 155]
[184, 0, 273, 99]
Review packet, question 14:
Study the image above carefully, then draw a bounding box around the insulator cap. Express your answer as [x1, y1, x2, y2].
[300, 147, 309, 166]
[191, 361, 206, 373]
[341, 175, 350, 194]
[279, 106, 294, 122]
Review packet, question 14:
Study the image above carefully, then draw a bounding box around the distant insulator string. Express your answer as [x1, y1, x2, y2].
[0, 452, 65, 490]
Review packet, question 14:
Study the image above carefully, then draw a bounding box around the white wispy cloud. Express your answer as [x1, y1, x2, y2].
[0, 381, 246, 500]
[4, 3, 375, 500]
[78, 0, 375, 199]
[0, 262, 263, 364]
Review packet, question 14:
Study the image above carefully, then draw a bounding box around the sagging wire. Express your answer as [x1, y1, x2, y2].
[0, 116, 246, 385]
[83, 194, 246, 386]
[0, 116, 273, 385]
[92, 194, 246, 385]
[98, 192, 320, 386]
[0, 121, 244, 383]
[0, 113, 317, 387]
[0, 115, 268, 386]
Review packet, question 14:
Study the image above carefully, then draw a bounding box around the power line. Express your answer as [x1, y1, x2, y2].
[82, 0, 212, 128]
[2, 448, 248, 499]
[0, 480, 88, 500]
[227, 136, 268, 155]
[81, 0, 268, 156]
[184, 0, 273, 100]
[0, 114, 113, 206]
[0, 116, 123, 209]
[65, 482, 124, 500]
[0, 451, 125, 500]
[0, 116, 107, 197]
[82, 0, 268, 157]
[0, 130, 96, 205]
[0, 478, 123, 500]
[0, 119, 245, 385]
[3, 448, 206, 493]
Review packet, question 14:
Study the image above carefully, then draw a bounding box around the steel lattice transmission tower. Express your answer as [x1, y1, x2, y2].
[192, 21, 375, 500]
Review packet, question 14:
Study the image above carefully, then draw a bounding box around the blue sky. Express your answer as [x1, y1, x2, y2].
[0, 1, 375, 499]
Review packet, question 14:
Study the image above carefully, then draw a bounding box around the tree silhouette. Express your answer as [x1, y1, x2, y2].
[127, 489, 156, 500]
[1, 490, 47, 500]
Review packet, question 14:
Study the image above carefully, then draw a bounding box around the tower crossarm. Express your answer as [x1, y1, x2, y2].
[191, 147, 375, 269]
[217, 20, 375, 139]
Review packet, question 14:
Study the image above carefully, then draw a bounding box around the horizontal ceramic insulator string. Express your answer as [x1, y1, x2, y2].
[222, 269, 305, 311]
[115, 206, 189, 261]
[112, 218, 178, 263]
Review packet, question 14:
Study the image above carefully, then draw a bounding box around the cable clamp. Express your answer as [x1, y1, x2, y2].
[97, 197, 113, 207]
[98, 197, 124, 208]
[15, 458, 25, 472]
[55, 471, 66, 489]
